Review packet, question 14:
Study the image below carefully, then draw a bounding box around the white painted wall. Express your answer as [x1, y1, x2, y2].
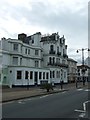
[0, 32, 68, 86]
[8, 67, 50, 86]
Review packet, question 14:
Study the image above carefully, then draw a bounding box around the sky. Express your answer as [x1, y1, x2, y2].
[0, 0, 89, 63]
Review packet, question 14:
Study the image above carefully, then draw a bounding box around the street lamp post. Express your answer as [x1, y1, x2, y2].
[76, 48, 90, 86]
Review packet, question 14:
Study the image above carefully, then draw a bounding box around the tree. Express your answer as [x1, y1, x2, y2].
[41, 83, 53, 92]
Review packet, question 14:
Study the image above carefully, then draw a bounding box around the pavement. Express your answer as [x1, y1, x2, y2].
[0, 82, 88, 103]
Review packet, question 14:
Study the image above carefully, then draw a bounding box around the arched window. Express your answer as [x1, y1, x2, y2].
[50, 45, 54, 51]
[49, 57, 51, 64]
[57, 46, 59, 53]
[53, 57, 55, 64]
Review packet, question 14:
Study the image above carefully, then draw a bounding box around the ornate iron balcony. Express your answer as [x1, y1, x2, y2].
[63, 54, 68, 58]
[47, 62, 55, 66]
[49, 50, 55, 54]
[57, 52, 61, 56]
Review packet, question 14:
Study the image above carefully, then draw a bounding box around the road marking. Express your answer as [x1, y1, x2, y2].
[40, 95, 49, 98]
[50, 94, 53, 95]
[18, 100, 25, 104]
[62, 91, 66, 93]
[24, 98, 32, 102]
[74, 109, 85, 113]
[77, 89, 83, 91]
[84, 89, 90, 92]
[79, 113, 86, 118]
[83, 100, 90, 111]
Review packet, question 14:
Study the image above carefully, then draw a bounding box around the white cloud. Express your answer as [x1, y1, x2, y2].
[0, 0, 89, 60]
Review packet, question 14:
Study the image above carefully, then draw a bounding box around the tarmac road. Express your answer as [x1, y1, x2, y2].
[2, 88, 90, 119]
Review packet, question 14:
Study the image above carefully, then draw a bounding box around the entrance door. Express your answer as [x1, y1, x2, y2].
[34, 72, 38, 85]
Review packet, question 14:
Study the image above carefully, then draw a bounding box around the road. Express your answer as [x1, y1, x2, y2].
[2, 88, 90, 119]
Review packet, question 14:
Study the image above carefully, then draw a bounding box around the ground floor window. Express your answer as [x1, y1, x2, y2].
[17, 71, 22, 79]
[59, 71, 60, 78]
[30, 71, 33, 79]
[53, 71, 55, 78]
[25, 71, 28, 79]
[50, 71, 52, 78]
[46, 72, 49, 79]
[43, 72, 45, 79]
[56, 71, 60, 78]
[56, 71, 58, 78]
[39, 72, 42, 79]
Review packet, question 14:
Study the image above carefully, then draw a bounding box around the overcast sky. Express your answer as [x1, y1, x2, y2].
[0, 0, 89, 62]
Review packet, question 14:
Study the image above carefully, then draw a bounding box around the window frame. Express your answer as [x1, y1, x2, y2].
[12, 57, 18, 65]
[30, 71, 33, 79]
[25, 71, 28, 79]
[35, 50, 39, 55]
[13, 43, 18, 51]
[17, 71, 22, 79]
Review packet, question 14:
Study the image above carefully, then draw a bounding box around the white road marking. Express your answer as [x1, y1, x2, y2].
[77, 89, 83, 91]
[75, 109, 86, 118]
[18, 100, 25, 104]
[40, 95, 49, 98]
[50, 94, 53, 95]
[74, 109, 85, 113]
[83, 100, 90, 111]
[84, 89, 90, 92]
[24, 98, 32, 102]
[62, 91, 66, 94]
[79, 113, 86, 118]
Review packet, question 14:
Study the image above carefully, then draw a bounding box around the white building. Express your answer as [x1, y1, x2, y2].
[0, 32, 68, 87]
[77, 65, 90, 82]
[41, 33, 68, 84]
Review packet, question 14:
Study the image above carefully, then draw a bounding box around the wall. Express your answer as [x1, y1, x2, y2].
[8, 66, 50, 87]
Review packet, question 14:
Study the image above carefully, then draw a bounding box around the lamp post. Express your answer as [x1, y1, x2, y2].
[76, 48, 90, 86]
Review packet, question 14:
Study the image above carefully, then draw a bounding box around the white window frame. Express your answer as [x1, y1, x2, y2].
[12, 57, 18, 65]
[35, 50, 39, 55]
[35, 61, 39, 67]
[13, 43, 18, 51]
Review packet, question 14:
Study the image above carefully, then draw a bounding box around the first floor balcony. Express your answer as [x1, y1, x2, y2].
[49, 50, 55, 55]
[63, 54, 68, 58]
[57, 52, 61, 56]
[47, 62, 68, 68]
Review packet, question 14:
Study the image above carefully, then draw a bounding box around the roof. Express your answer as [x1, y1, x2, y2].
[77, 65, 90, 69]
[67, 58, 77, 63]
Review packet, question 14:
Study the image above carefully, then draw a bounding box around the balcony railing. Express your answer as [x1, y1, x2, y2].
[55, 62, 68, 68]
[57, 52, 61, 56]
[47, 62, 68, 68]
[59, 63, 68, 68]
[49, 50, 55, 54]
[63, 54, 68, 58]
[47, 62, 55, 66]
